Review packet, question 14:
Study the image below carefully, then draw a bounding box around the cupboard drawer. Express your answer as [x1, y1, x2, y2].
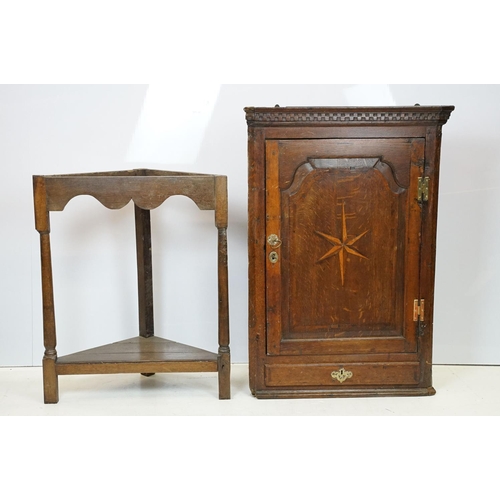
[265, 362, 420, 387]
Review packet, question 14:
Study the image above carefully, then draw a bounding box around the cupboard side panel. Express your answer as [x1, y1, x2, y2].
[419, 127, 442, 387]
[248, 127, 267, 393]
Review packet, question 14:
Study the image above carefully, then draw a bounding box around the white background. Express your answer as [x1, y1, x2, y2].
[1, 3, 498, 496]
[1, 84, 499, 367]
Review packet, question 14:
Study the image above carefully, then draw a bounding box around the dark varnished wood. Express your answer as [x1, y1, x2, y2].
[135, 204, 154, 339]
[246, 105, 453, 398]
[215, 176, 231, 399]
[245, 106, 454, 126]
[33, 168, 230, 402]
[135, 204, 155, 377]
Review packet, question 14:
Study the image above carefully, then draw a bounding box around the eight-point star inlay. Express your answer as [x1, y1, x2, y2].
[315, 203, 369, 286]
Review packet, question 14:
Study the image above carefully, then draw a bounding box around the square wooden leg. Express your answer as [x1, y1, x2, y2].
[218, 351, 231, 400]
[43, 357, 59, 404]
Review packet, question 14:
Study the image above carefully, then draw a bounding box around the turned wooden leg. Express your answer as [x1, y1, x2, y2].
[215, 176, 230, 399]
[40, 231, 59, 404]
[34, 177, 60, 403]
[217, 227, 230, 399]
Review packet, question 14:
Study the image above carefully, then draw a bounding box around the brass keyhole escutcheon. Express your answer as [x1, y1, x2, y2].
[331, 368, 353, 383]
[269, 251, 279, 264]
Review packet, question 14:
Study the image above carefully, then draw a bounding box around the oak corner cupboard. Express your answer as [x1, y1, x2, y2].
[245, 105, 454, 399]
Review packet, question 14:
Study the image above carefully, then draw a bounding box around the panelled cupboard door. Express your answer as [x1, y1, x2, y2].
[246, 106, 454, 398]
[265, 138, 424, 356]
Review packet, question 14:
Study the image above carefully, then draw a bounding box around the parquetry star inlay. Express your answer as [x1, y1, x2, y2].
[315, 203, 369, 286]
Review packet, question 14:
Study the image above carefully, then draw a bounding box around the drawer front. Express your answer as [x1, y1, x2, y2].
[265, 362, 420, 387]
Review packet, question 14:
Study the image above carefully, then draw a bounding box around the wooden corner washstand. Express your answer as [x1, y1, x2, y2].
[246, 105, 454, 398]
[33, 169, 230, 403]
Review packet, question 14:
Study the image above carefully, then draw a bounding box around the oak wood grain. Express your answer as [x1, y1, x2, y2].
[33, 169, 230, 402]
[246, 106, 453, 398]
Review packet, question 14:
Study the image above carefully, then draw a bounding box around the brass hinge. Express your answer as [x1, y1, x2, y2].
[413, 299, 425, 321]
[417, 176, 429, 202]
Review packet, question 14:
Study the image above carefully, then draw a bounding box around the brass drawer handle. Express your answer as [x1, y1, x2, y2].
[331, 368, 353, 383]
[267, 234, 282, 248]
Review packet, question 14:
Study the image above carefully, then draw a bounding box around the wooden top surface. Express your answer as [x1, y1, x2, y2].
[36, 168, 214, 179]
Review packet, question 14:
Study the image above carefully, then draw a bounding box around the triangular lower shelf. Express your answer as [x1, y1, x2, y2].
[55, 336, 219, 375]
